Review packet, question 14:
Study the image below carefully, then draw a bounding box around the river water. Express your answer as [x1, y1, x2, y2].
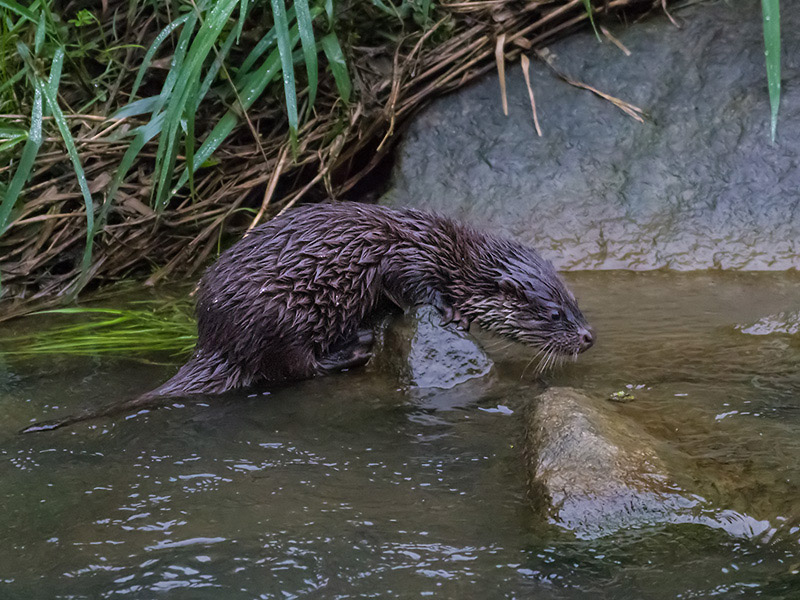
[1, 272, 799, 598]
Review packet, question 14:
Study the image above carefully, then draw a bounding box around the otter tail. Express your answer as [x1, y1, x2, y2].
[19, 389, 166, 433]
[20, 351, 247, 434]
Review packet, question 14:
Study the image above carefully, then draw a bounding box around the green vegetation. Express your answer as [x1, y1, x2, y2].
[1, 0, 352, 300]
[761, 0, 780, 141]
[0, 302, 196, 358]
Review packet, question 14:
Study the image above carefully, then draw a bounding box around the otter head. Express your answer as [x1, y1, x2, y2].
[467, 245, 593, 364]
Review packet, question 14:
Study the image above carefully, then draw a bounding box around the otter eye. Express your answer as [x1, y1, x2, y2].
[549, 309, 563, 322]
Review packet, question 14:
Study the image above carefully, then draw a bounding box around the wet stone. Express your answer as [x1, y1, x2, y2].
[383, 0, 800, 271]
[376, 305, 493, 392]
[523, 387, 772, 540]
[524, 387, 688, 538]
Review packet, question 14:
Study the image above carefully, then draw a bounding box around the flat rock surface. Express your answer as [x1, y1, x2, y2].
[384, 0, 800, 270]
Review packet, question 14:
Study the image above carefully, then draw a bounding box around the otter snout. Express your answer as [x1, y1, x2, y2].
[578, 326, 595, 352]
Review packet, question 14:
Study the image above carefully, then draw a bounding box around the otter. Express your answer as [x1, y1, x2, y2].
[22, 202, 593, 433]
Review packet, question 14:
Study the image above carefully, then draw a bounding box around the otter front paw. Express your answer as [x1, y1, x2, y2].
[434, 301, 471, 331]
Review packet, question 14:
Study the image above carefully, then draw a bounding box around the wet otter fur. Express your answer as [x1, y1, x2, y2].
[22, 202, 593, 433]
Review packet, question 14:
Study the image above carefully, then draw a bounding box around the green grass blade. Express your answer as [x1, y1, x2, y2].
[580, 0, 601, 41]
[235, 0, 250, 43]
[172, 10, 318, 192]
[37, 307, 129, 316]
[421, 0, 432, 21]
[0, 0, 37, 22]
[16, 44, 95, 294]
[0, 85, 42, 234]
[151, 11, 198, 107]
[30, 48, 97, 296]
[371, 0, 404, 19]
[45, 39, 63, 94]
[239, 29, 278, 78]
[34, 9, 45, 54]
[111, 95, 162, 119]
[0, 127, 28, 140]
[96, 113, 165, 232]
[129, 12, 192, 101]
[270, 0, 298, 140]
[185, 75, 198, 199]
[152, 0, 240, 211]
[762, 0, 780, 142]
[0, 68, 26, 98]
[295, 0, 318, 108]
[321, 32, 351, 103]
[0, 135, 28, 154]
[238, 7, 296, 77]
[197, 22, 239, 110]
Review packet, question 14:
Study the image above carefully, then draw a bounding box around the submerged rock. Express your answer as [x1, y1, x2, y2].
[384, 0, 800, 271]
[524, 388, 772, 540]
[524, 387, 687, 538]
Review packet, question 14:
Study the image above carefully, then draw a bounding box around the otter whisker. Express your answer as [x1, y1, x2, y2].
[548, 349, 559, 372]
[534, 345, 558, 375]
[485, 339, 514, 352]
[543, 352, 555, 374]
[522, 342, 551, 379]
[552, 349, 565, 371]
[519, 348, 545, 379]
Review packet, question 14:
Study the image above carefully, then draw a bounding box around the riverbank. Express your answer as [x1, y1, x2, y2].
[1, 0, 668, 317]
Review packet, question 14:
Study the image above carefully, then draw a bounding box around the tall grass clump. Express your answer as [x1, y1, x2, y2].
[2, 0, 351, 302]
[1, 0, 673, 318]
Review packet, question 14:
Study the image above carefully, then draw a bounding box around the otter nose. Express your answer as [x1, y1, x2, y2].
[578, 327, 594, 352]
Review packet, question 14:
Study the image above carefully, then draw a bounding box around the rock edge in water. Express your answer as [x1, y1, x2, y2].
[523, 387, 772, 540]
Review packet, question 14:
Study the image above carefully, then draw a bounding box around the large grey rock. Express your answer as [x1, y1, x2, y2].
[524, 388, 772, 539]
[384, 0, 800, 270]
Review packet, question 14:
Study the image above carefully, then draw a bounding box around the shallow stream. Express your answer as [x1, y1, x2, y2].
[1, 272, 799, 598]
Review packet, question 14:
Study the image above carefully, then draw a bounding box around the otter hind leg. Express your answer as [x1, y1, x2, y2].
[317, 328, 375, 373]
